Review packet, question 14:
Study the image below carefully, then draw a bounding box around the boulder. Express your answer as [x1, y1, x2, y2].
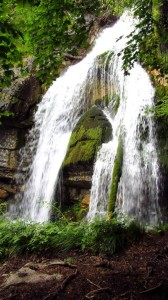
[61, 106, 112, 207]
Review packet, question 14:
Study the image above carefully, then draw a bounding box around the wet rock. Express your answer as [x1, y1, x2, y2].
[0, 76, 42, 124]
[0, 128, 18, 150]
[61, 106, 112, 206]
[63, 171, 92, 189]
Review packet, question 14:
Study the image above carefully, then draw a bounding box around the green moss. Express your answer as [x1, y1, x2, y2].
[113, 94, 120, 113]
[71, 125, 102, 144]
[87, 127, 103, 140]
[98, 51, 114, 71]
[108, 135, 123, 218]
[64, 140, 100, 166]
[103, 95, 111, 106]
[68, 126, 86, 147]
[67, 126, 103, 149]
[63, 107, 112, 168]
[105, 51, 114, 71]
[98, 51, 109, 63]
[76, 106, 107, 129]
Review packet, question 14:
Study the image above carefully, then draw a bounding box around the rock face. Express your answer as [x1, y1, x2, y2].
[61, 106, 112, 208]
[0, 76, 42, 127]
[0, 76, 42, 203]
[0, 127, 21, 203]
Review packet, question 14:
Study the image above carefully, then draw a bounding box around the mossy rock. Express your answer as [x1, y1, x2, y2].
[98, 51, 114, 71]
[64, 140, 100, 166]
[108, 134, 123, 218]
[63, 106, 112, 168]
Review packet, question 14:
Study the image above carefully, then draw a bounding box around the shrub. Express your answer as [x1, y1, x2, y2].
[0, 216, 143, 259]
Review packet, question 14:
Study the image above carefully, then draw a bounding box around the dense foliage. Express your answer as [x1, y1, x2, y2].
[0, 0, 167, 108]
[0, 0, 22, 87]
[118, 1, 159, 73]
[1, 1, 167, 78]
[0, 0, 102, 86]
[0, 215, 142, 258]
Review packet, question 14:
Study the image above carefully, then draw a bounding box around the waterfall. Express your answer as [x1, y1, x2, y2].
[87, 43, 161, 225]
[87, 58, 161, 225]
[11, 11, 161, 225]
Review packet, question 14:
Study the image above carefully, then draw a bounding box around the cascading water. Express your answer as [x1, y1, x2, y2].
[86, 15, 161, 225]
[11, 11, 161, 225]
[87, 55, 161, 225]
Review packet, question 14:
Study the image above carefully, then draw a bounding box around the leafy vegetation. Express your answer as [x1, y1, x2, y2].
[62, 202, 87, 222]
[0, 111, 14, 124]
[114, 0, 168, 76]
[1, 0, 167, 88]
[0, 215, 143, 258]
[0, 0, 102, 87]
[0, 0, 22, 87]
[151, 85, 168, 118]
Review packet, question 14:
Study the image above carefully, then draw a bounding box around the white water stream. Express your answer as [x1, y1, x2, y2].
[11, 12, 161, 224]
[87, 57, 161, 225]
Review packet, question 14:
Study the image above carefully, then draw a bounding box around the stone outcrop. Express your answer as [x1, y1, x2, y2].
[0, 127, 20, 202]
[61, 106, 112, 208]
[0, 76, 42, 203]
[0, 75, 42, 127]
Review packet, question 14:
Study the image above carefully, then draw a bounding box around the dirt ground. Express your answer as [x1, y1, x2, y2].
[0, 231, 168, 300]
